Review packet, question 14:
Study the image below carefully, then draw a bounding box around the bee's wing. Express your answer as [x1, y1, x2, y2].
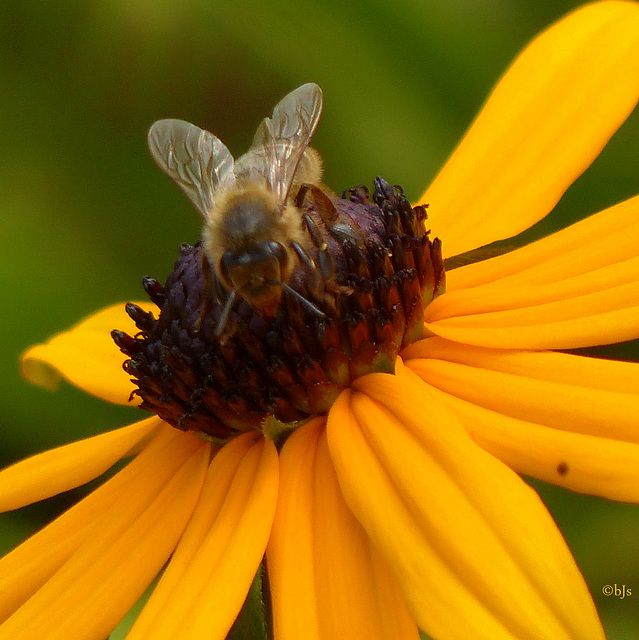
[148, 119, 235, 221]
[235, 83, 323, 205]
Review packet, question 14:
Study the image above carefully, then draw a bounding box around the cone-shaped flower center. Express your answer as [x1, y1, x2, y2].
[113, 179, 445, 442]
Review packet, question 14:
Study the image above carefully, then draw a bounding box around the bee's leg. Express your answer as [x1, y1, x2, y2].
[294, 182, 311, 208]
[267, 279, 325, 319]
[296, 183, 337, 223]
[291, 241, 316, 271]
[290, 236, 319, 296]
[297, 184, 354, 300]
[297, 183, 359, 249]
[301, 212, 354, 302]
[295, 183, 330, 279]
[302, 213, 332, 283]
[214, 289, 237, 344]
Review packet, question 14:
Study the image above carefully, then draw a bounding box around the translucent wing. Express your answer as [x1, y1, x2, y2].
[234, 83, 323, 205]
[148, 119, 235, 221]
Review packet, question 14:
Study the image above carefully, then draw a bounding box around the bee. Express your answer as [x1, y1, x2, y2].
[148, 83, 335, 336]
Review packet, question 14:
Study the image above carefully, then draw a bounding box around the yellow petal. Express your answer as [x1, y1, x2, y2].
[125, 435, 242, 640]
[420, 1, 639, 257]
[445, 194, 639, 291]
[423, 193, 639, 349]
[0, 424, 178, 623]
[404, 338, 639, 501]
[128, 432, 279, 640]
[402, 336, 639, 394]
[429, 267, 639, 322]
[267, 418, 419, 640]
[21, 301, 156, 405]
[424, 290, 639, 350]
[427, 307, 639, 349]
[426, 383, 639, 503]
[267, 419, 322, 640]
[408, 353, 639, 442]
[0, 417, 160, 513]
[0, 426, 206, 637]
[2, 442, 208, 640]
[428, 260, 639, 325]
[328, 364, 605, 640]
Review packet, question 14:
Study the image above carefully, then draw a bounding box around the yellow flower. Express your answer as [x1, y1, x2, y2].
[3, 2, 639, 639]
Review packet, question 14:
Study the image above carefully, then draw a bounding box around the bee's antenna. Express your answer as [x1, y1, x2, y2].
[215, 289, 237, 339]
[267, 280, 325, 318]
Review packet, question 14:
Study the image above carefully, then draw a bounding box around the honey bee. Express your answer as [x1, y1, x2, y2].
[148, 83, 333, 335]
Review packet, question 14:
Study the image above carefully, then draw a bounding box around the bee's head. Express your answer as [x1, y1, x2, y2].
[220, 240, 289, 309]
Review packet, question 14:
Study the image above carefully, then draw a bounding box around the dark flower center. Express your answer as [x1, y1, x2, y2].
[112, 179, 445, 443]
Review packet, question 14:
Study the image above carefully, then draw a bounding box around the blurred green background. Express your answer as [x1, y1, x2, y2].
[1, 1, 639, 637]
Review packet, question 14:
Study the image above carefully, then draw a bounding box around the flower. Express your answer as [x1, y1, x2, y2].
[3, 1, 639, 638]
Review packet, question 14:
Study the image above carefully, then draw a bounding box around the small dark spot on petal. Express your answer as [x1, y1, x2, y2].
[557, 461, 569, 476]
